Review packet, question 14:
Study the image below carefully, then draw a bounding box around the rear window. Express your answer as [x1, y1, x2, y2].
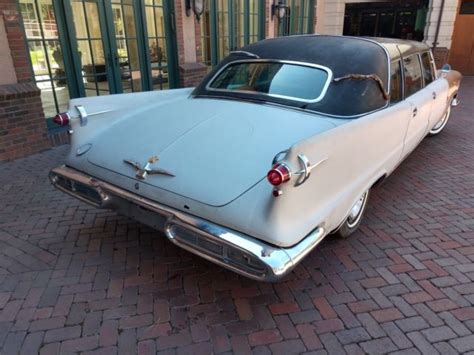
[208, 61, 331, 102]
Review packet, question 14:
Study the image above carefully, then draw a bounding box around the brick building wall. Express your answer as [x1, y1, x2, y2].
[0, 0, 50, 163]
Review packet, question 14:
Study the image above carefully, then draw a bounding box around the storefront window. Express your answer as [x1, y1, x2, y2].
[20, 0, 70, 118]
[279, 0, 315, 36]
[144, 0, 170, 90]
[200, 0, 265, 67]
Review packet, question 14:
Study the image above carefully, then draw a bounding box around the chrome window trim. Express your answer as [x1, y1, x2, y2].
[229, 50, 260, 59]
[205, 59, 334, 104]
[419, 50, 436, 85]
[429, 50, 438, 80]
[389, 60, 403, 105]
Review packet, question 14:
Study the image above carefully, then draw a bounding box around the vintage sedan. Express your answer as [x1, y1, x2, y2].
[49, 35, 462, 281]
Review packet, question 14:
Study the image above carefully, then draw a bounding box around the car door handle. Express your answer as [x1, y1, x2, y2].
[432, 92, 437, 100]
[412, 107, 418, 117]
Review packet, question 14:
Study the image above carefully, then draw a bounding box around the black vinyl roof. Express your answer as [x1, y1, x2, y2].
[192, 35, 428, 117]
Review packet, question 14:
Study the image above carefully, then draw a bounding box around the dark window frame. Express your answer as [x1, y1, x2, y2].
[389, 59, 403, 105]
[419, 51, 436, 87]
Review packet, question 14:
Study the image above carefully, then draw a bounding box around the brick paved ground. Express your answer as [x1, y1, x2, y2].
[0, 78, 473, 355]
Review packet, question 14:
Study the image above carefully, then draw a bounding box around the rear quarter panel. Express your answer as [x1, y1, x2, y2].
[244, 102, 413, 247]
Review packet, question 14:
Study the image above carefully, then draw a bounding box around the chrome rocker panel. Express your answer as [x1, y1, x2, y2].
[49, 166, 325, 282]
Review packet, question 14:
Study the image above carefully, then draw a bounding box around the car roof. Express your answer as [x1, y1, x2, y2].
[192, 35, 430, 117]
[369, 37, 431, 61]
[238, 35, 389, 80]
[237, 34, 429, 65]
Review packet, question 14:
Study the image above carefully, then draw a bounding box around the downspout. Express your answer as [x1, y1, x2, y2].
[432, 0, 445, 49]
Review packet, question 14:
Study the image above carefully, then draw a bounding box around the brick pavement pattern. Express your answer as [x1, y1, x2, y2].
[0, 78, 473, 354]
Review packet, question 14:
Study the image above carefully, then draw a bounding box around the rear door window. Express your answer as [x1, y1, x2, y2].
[420, 52, 435, 86]
[403, 55, 423, 97]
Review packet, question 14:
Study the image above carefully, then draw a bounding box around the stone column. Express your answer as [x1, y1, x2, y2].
[424, 0, 458, 68]
[175, 0, 207, 88]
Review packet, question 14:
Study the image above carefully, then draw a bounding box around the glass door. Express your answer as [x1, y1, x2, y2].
[109, 0, 146, 93]
[64, 0, 177, 96]
[20, 0, 72, 119]
[143, 0, 179, 90]
[66, 0, 116, 96]
[200, 0, 265, 67]
[280, 0, 315, 36]
[20, 0, 179, 121]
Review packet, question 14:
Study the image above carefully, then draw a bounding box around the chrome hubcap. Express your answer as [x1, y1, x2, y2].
[347, 192, 367, 228]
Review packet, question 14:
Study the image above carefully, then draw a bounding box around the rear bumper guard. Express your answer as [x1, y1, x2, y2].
[49, 166, 325, 281]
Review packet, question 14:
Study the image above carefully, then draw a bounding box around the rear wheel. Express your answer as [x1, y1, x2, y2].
[335, 190, 369, 238]
[429, 102, 452, 136]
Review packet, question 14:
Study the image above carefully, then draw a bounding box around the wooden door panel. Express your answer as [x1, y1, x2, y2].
[449, 14, 474, 75]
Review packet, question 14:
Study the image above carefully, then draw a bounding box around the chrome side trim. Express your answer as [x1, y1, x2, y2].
[294, 155, 328, 186]
[205, 59, 334, 104]
[69, 109, 113, 120]
[49, 166, 326, 281]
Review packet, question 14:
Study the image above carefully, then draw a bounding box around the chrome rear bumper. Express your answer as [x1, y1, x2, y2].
[49, 166, 325, 281]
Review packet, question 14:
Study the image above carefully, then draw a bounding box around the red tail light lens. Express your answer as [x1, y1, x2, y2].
[53, 112, 70, 126]
[267, 163, 291, 186]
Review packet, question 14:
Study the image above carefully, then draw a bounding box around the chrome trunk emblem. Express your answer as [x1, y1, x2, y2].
[123, 156, 175, 180]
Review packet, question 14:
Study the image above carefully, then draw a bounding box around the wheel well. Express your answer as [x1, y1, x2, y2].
[372, 174, 387, 188]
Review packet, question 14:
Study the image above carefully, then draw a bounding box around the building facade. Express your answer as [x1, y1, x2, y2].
[0, 0, 466, 162]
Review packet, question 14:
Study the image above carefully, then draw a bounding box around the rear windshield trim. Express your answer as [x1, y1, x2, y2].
[205, 59, 333, 104]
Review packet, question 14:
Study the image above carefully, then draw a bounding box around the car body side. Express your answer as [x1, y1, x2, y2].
[181, 40, 462, 247]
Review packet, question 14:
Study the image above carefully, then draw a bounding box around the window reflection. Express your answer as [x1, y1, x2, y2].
[200, 0, 264, 68]
[210, 62, 329, 101]
[145, 1, 169, 90]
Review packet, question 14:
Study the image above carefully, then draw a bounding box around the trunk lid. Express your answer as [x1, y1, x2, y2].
[86, 97, 337, 206]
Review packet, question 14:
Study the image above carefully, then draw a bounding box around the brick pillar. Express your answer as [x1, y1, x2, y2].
[1, 2, 33, 82]
[0, 83, 50, 162]
[175, 0, 208, 87]
[0, 1, 51, 161]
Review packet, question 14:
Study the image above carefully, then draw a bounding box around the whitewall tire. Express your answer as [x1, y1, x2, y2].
[335, 190, 369, 238]
[429, 102, 452, 136]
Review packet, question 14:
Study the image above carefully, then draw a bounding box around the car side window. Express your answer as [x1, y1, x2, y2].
[390, 61, 403, 104]
[403, 55, 423, 97]
[420, 52, 435, 86]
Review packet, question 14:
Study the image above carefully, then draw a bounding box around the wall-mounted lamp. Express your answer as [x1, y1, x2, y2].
[185, 0, 205, 22]
[271, 1, 289, 21]
[2, 10, 20, 23]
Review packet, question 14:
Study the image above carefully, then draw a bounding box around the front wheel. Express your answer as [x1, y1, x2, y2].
[335, 190, 369, 238]
[428, 102, 452, 136]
